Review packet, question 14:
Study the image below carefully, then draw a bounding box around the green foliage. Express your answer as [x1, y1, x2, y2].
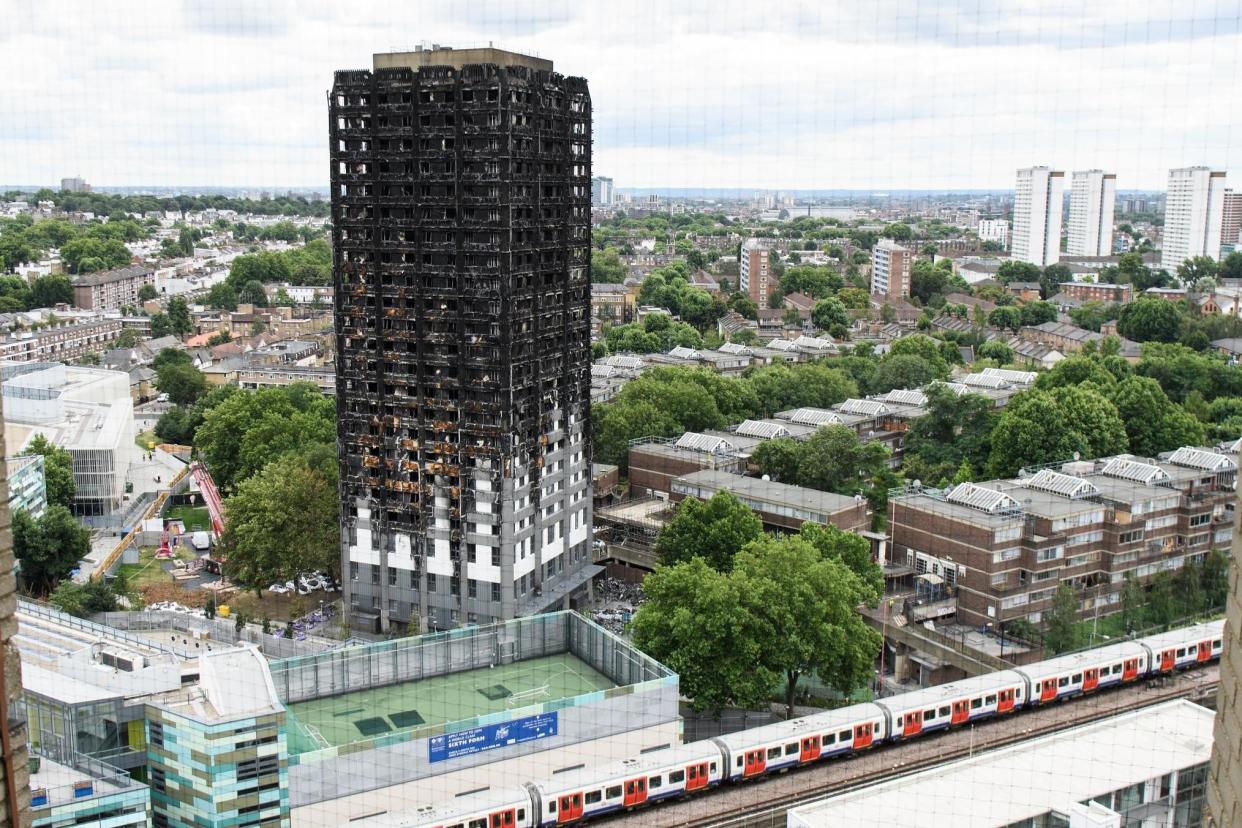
[810, 297, 848, 331]
[21, 434, 75, 507]
[1069, 300, 1122, 332]
[776, 265, 843, 300]
[138, 283, 159, 302]
[1177, 255, 1218, 284]
[796, 522, 883, 600]
[14, 505, 91, 595]
[601, 316, 702, 354]
[977, 340, 1013, 364]
[29, 275, 73, 307]
[205, 282, 239, 311]
[155, 362, 207, 406]
[221, 452, 340, 591]
[996, 260, 1042, 285]
[149, 313, 173, 338]
[1034, 354, 1129, 391]
[239, 280, 268, 307]
[987, 386, 1129, 477]
[58, 237, 133, 273]
[886, 335, 951, 379]
[114, 328, 141, 349]
[754, 424, 888, 495]
[154, 386, 239, 446]
[637, 262, 727, 330]
[654, 491, 764, 572]
[49, 580, 119, 618]
[1137, 343, 1242, 403]
[1043, 584, 1080, 654]
[872, 353, 938, 394]
[1019, 300, 1058, 327]
[1105, 376, 1204, 457]
[903, 384, 997, 484]
[1117, 296, 1183, 343]
[988, 305, 1023, 332]
[591, 247, 627, 283]
[747, 362, 857, 415]
[166, 297, 193, 336]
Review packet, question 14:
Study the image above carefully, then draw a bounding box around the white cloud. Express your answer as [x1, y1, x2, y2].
[1, 0, 1239, 189]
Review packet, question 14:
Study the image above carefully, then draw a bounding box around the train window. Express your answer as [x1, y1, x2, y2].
[939, 706, 950, 718]
[767, 747, 781, 760]
[549, 802, 556, 814]
[517, 811, 524, 821]
[985, 695, 996, 705]
[896, 717, 902, 727]
[785, 743, 798, 755]
[925, 709, 936, 720]
[606, 786, 621, 799]
[970, 698, 982, 709]
[670, 770, 685, 784]
[710, 763, 717, 772]
[823, 734, 835, 745]
[1215, 640, 1222, 648]
[1058, 677, 1069, 687]
[1177, 648, 1186, 657]
[585, 791, 602, 805]
[1072, 674, 1081, 684]
[649, 776, 662, 788]
[468, 820, 485, 828]
[736, 757, 743, 767]
[838, 730, 851, 742]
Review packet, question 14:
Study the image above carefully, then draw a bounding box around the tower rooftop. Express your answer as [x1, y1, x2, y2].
[374, 45, 552, 72]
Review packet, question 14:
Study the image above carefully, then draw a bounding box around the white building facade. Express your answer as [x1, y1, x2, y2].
[1067, 170, 1116, 256]
[977, 219, 1010, 248]
[1162, 166, 1227, 272]
[1012, 166, 1065, 267]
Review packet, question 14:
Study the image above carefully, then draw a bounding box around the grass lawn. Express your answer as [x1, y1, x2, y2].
[115, 547, 175, 593]
[166, 505, 211, 532]
[135, 429, 158, 451]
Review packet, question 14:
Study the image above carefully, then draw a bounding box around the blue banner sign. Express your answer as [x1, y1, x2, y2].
[429, 712, 558, 763]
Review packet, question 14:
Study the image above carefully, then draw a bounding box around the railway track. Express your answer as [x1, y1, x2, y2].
[611, 664, 1219, 828]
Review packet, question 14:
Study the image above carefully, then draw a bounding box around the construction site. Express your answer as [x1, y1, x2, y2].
[330, 46, 597, 634]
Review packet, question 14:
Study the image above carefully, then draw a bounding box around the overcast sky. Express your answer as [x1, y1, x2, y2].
[3, 0, 1240, 191]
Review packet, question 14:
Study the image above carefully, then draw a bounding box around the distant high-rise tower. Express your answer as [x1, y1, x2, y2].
[1162, 166, 1227, 272]
[1220, 189, 1242, 256]
[591, 176, 614, 207]
[1012, 166, 1064, 267]
[739, 239, 774, 307]
[59, 176, 89, 193]
[870, 239, 912, 302]
[330, 46, 596, 634]
[1067, 170, 1116, 256]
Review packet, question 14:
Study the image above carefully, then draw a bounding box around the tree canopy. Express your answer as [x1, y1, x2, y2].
[654, 490, 764, 572]
[14, 506, 90, 595]
[987, 386, 1129, 477]
[21, 434, 75, 507]
[1116, 296, 1183, 343]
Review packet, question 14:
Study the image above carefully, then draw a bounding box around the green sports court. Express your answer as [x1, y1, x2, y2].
[284, 653, 615, 756]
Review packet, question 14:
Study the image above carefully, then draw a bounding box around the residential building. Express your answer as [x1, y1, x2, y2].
[59, 177, 89, 193]
[29, 752, 149, 828]
[590, 175, 614, 207]
[0, 363, 134, 517]
[976, 218, 1009, 248]
[331, 47, 596, 633]
[1162, 166, 1227, 272]
[1012, 166, 1065, 266]
[888, 446, 1237, 628]
[739, 238, 775, 307]
[871, 239, 912, 302]
[0, 320, 123, 364]
[237, 365, 334, 394]
[628, 433, 749, 498]
[790, 701, 1214, 828]
[1067, 169, 1116, 256]
[1057, 281, 1132, 305]
[5, 454, 45, 518]
[71, 266, 154, 312]
[671, 469, 868, 533]
[1221, 189, 1242, 254]
[590, 282, 632, 324]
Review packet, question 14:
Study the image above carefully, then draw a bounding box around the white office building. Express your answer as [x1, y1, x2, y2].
[1162, 166, 1227, 272]
[0, 363, 135, 516]
[1067, 170, 1116, 256]
[591, 176, 614, 207]
[1012, 166, 1065, 267]
[976, 219, 1010, 248]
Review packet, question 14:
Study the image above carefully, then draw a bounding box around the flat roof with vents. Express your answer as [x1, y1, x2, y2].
[980, 367, 1037, 385]
[1020, 469, 1100, 500]
[940, 382, 972, 396]
[945, 482, 1020, 514]
[838, 398, 890, 416]
[667, 346, 699, 359]
[876, 389, 928, 407]
[674, 432, 736, 454]
[717, 343, 752, 355]
[735, 419, 791, 439]
[602, 355, 644, 369]
[794, 335, 833, 350]
[1100, 456, 1170, 484]
[765, 339, 797, 351]
[784, 408, 845, 426]
[959, 373, 1011, 389]
[1166, 447, 1237, 473]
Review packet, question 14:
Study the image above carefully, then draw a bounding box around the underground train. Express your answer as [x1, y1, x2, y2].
[371, 620, 1223, 828]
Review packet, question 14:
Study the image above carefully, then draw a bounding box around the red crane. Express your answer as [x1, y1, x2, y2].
[189, 461, 226, 536]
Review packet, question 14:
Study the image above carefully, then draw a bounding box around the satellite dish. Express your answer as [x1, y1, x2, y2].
[761, 474, 771, 482]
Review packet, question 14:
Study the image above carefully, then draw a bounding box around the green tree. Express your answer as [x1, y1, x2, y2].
[114, 328, 142, 349]
[239, 280, 269, 307]
[221, 452, 340, 593]
[28, 275, 73, 307]
[1116, 297, 1183, 343]
[21, 434, 75, 507]
[49, 580, 119, 618]
[887, 335, 951, 378]
[795, 424, 888, 494]
[166, 297, 193, 336]
[590, 247, 627, 283]
[797, 522, 883, 600]
[903, 384, 997, 481]
[872, 353, 938, 394]
[1177, 255, 1218, 284]
[1043, 584, 1080, 654]
[1120, 574, 1144, 634]
[630, 559, 772, 713]
[1019, 300, 1058, 327]
[747, 363, 857, 415]
[810, 297, 848, 331]
[1221, 251, 1242, 282]
[205, 282, 239, 311]
[977, 340, 1013, 364]
[137, 283, 159, 302]
[987, 386, 1129, 477]
[1202, 548, 1230, 610]
[996, 260, 1042, 285]
[988, 305, 1023, 332]
[149, 313, 173, 338]
[156, 362, 207, 406]
[1040, 264, 1072, 299]
[735, 535, 882, 717]
[654, 491, 764, 572]
[1105, 376, 1204, 457]
[13, 506, 91, 595]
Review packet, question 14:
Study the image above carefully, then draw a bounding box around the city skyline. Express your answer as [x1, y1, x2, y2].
[3, 0, 1240, 190]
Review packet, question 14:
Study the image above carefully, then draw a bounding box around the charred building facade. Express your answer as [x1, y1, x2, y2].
[330, 47, 597, 633]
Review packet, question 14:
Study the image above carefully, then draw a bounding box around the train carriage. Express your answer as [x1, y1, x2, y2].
[1140, 621, 1224, 674]
[1016, 640, 1150, 704]
[527, 742, 723, 825]
[357, 787, 535, 828]
[876, 671, 1026, 737]
[713, 703, 887, 781]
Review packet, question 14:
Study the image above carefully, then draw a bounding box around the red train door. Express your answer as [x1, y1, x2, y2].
[557, 793, 583, 823]
[622, 778, 647, 807]
[489, 809, 515, 828]
[800, 735, 821, 762]
[1160, 649, 1175, 672]
[1123, 658, 1139, 681]
[743, 749, 766, 778]
[1040, 679, 1058, 703]
[686, 762, 709, 791]
[951, 700, 970, 724]
[998, 688, 1016, 713]
[1082, 669, 1099, 692]
[1198, 641, 1212, 662]
[853, 722, 874, 748]
[904, 709, 924, 735]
